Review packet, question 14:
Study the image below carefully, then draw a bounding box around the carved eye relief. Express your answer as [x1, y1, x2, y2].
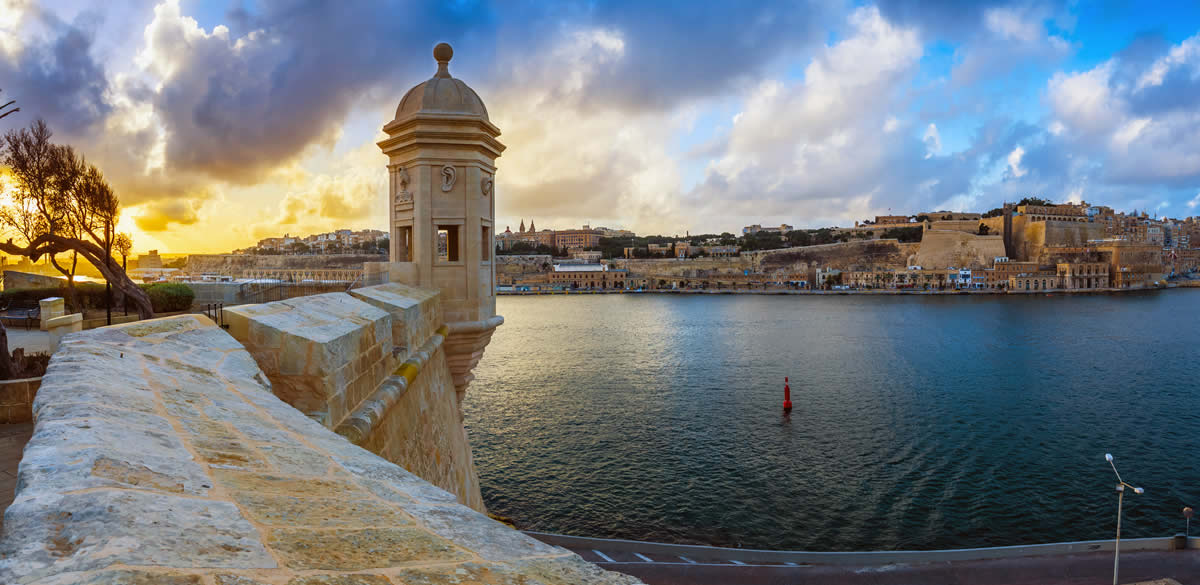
[441, 165, 456, 192]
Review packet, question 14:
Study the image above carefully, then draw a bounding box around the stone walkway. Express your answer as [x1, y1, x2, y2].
[4, 329, 50, 354]
[0, 316, 640, 584]
[0, 423, 33, 531]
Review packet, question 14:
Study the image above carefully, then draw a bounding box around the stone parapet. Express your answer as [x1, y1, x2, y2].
[0, 315, 640, 585]
[219, 285, 486, 510]
[224, 293, 394, 428]
[348, 281, 442, 361]
[335, 325, 446, 446]
[46, 313, 82, 353]
[37, 297, 65, 332]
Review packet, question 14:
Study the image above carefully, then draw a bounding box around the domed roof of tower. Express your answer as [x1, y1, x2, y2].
[394, 43, 489, 121]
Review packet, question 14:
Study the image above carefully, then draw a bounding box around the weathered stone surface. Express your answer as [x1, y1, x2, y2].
[391, 503, 561, 561]
[1, 489, 274, 580]
[225, 293, 395, 428]
[269, 527, 469, 570]
[349, 283, 442, 360]
[287, 575, 395, 585]
[0, 314, 640, 585]
[394, 557, 644, 585]
[231, 492, 412, 527]
[32, 569, 206, 584]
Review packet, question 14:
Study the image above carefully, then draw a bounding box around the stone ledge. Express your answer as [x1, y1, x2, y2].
[0, 315, 641, 585]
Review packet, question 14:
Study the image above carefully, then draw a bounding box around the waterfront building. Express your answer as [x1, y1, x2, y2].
[983, 259, 1040, 289]
[1009, 272, 1061, 291]
[1055, 262, 1109, 289]
[548, 264, 627, 290]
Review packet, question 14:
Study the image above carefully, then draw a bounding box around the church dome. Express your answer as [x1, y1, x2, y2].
[394, 43, 489, 121]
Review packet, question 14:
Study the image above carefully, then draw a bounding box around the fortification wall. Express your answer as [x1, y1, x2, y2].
[749, 240, 919, 273]
[927, 220, 983, 234]
[1009, 218, 1107, 261]
[224, 284, 483, 511]
[495, 255, 553, 277]
[186, 253, 386, 275]
[912, 231, 1006, 269]
[611, 256, 753, 278]
[0, 315, 636, 584]
[1, 271, 63, 291]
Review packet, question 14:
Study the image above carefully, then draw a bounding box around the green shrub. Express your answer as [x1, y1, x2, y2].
[141, 283, 195, 313]
[0, 283, 109, 312]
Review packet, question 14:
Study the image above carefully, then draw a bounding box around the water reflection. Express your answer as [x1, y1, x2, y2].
[466, 292, 1199, 550]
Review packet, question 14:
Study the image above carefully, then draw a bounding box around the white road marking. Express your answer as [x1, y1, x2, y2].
[729, 560, 746, 565]
[634, 553, 653, 562]
[592, 550, 615, 563]
[785, 562, 798, 566]
[678, 555, 697, 564]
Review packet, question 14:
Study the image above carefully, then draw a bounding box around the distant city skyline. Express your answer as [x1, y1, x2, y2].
[3, 1, 1200, 253]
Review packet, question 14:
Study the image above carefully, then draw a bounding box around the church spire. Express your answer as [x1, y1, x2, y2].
[529, 220, 536, 231]
[519, 219, 525, 233]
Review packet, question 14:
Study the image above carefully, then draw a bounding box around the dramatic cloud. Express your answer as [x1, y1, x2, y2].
[684, 6, 963, 226]
[1047, 32, 1200, 186]
[1, 1, 1198, 251]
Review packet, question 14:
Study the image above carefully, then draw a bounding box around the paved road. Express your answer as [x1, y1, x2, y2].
[530, 535, 1199, 585]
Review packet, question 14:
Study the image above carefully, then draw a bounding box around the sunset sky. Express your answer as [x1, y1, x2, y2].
[3, 0, 1200, 253]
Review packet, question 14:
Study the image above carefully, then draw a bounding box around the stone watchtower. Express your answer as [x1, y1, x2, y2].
[377, 43, 505, 407]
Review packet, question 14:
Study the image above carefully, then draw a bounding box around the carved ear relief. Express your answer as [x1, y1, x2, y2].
[441, 165, 456, 192]
[481, 174, 493, 197]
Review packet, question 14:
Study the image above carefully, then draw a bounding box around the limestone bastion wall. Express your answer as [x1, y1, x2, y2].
[912, 231, 1006, 269]
[748, 239, 921, 273]
[223, 283, 483, 512]
[186, 254, 387, 275]
[0, 313, 641, 585]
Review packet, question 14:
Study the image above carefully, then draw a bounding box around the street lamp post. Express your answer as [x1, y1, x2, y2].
[1105, 453, 1144, 585]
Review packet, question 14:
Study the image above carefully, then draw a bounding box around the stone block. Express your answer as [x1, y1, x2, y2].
[268, 526, 468, 570]
[225, 293, 394, 426]
[46, 312, 83, 353]
[39, 296, 65, 331]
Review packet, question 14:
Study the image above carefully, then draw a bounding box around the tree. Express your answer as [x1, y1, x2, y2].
[114, 233, 133, 269]
[1018, 196, 1053, 207]
[113, 232, 133, 315]
[982, 207, 1005, 218]
[0, 120, 154, 318]
[978, 223, 990, 235]
[0, 89, 16, 121]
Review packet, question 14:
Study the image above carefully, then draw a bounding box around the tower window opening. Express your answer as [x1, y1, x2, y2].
[437, 225, 460, 262]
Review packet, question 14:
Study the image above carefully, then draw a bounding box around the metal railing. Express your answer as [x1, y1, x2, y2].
[202, 302, 227, 329]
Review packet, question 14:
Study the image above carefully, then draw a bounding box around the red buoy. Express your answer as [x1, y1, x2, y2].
[783, 377, 793, 412]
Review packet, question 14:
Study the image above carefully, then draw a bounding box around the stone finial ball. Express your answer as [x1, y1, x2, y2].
[434, 43, 453, 63]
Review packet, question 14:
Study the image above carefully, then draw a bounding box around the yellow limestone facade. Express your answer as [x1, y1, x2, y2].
[372, 43, 505, 410]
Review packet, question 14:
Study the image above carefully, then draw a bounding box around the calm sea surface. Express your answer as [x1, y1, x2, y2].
[464, 292, 1200, 551]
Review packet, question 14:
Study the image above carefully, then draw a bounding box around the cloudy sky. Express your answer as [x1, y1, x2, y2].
[3, 0, 1200, 253]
